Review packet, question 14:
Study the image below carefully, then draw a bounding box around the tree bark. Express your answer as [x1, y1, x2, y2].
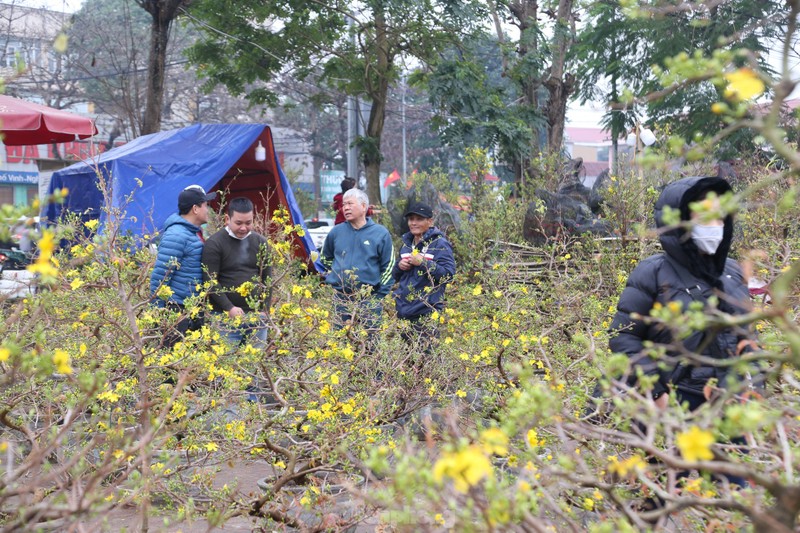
[138, 0, 190, 135]
[544, 0, 576, 156]
[362, 9, 391, 206]
[508, 0, 539, 188]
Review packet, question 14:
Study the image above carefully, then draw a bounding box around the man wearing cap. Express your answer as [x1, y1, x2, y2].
[202, 197, 272, 347]
[150, 184, 215, 343]
[393, 202, 456, 351]
[320, 188, 395, 330]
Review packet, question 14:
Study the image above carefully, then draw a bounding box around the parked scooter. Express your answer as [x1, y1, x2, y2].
[0, 247, 33, 272]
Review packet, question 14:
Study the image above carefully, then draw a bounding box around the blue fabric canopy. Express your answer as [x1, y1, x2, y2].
[45, 123, 319, 267]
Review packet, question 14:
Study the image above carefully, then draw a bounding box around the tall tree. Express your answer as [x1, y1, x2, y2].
[186, 0, 484, 205]
[575, 0, 786, 160]
[0, 4, 83, 110]
[135, 0, 192, 134]
[422, 0, 580, 186]
[67, 0, 249, 139]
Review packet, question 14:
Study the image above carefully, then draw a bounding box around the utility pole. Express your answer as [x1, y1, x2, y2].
[347, 96, 359, 181]
[401, 71, 407, 182]
[346, 12, 359, 181]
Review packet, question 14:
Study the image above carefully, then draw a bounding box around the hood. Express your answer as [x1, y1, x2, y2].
[654, 176, 734, 280]
[163, 212, 200, 232]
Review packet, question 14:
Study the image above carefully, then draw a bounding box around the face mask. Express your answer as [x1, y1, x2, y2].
[225, 226, 251, 240]
[691, 224, 724, 255]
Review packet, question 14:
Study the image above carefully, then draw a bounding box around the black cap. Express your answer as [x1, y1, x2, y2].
[404, 202, 433, 219]
[178, 184, 216, 212]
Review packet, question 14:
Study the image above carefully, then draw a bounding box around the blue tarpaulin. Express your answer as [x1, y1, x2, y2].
[45, 123, 319, 267]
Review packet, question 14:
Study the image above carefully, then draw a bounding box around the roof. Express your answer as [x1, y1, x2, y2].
[45, 123, 318, 265]
[564, 127, 613, 144]
[581, 161, 610, 178]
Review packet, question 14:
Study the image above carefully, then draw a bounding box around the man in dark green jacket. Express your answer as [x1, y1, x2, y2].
[321, 188, 395, 330]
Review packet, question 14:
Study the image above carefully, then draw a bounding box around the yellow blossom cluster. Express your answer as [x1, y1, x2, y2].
[27, 230, 59, 281]
[607, 454, 646, 477]
[433, 445, 494, 493]
[676, 426, 715, 462]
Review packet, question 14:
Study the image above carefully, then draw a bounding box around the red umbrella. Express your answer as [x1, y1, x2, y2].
[0, 94, 97, 145]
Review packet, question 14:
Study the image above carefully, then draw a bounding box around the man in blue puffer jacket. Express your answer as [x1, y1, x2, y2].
[150, 184, 216, 343]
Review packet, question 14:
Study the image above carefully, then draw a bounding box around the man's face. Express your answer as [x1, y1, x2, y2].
[226, 210, 254, 238]
[407, 214, 433, 238]
[194, 202, 210, 225]
[342, 197, 367, 223]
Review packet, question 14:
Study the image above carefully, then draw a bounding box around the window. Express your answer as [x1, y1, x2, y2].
[0, 186, 14, 205]
[597, 147, 609, 162]
[26, 187, 38, 206]
[4, 43, 20, 68]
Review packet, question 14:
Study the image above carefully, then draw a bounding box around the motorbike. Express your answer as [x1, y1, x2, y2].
[0, 248, 33, 274]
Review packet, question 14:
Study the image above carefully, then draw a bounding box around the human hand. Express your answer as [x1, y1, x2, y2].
[398, 257, 413, 271]
[737, 339, 758, 355]
[654, 393, 668, 410]
[228, 306, 244, 318]
[703, 384, 714, 401]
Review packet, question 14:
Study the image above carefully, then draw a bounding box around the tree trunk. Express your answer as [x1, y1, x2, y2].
[362, 9, 391, 207]
[545, 73, 574, 155]
[310, 112, 323, 216]
[508, 0, 539, 189]
[138, 0, 190, 135]
[544, 0, 576, 156]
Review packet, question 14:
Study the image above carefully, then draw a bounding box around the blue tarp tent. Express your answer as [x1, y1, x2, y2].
[45, 123, 318, 266]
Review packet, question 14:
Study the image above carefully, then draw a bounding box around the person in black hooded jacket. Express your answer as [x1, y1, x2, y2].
[609, 176, 757, 413]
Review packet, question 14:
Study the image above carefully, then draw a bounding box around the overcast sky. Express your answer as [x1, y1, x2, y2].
[17, 0, 82, 12]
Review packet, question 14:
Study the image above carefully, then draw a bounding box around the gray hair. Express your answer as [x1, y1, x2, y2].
[343, 188, 369, 207]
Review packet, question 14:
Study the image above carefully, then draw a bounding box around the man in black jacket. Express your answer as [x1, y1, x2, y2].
[202, 197, 272, 347]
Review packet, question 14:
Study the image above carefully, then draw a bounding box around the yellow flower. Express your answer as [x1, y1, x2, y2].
[84, 219, 99, 231]
[667, 301, 682, 313]
[156, 285, 173, 300]
[97, 390, 120, 403]
[710, 102, 728, 114]
[526, 429, 541, 448]
[433, 445, 493, 493]
[434, 513, 445, 526]
[608, 455, 646, 477]
[52, 349, 73, 374]
[0, 348, 10, 362]
[205, 442, 219, 452]
[38, 230, 55, 256]
[236, 281, 254, 297]
[472, 284, 483, 296]
[480, 427, 509, 456]
[70, 278, 84, 290]
[723, 68, 765, 101]
[676, 426, 715, 462]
